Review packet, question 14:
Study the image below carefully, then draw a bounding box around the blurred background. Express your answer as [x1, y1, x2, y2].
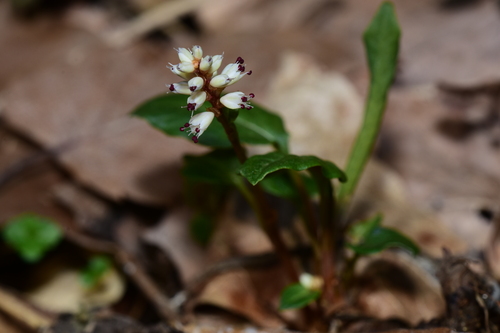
[1, 0, 500, 332]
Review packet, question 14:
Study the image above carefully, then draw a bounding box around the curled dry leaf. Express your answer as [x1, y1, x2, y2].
[354, 251, 445, 326]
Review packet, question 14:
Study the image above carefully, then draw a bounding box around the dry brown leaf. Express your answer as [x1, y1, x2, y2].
[354, 251, 445, 326]
[264, 52, 467, 256]
[2, 23, 206, 205]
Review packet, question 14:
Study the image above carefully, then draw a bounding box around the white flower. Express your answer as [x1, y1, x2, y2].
[220, 92, 255, 110]
[167, 82, 191, 95]
[176, 47, 194, 63]
[209, 74, 230, 88]
[299, 273, 323, 291]
[180, 112, 215, 143]
[209, 54, 224, 74]
[168, 63, 195, 80]
[200, 56, 213, 72]
[192, 45, 203, 60]
[209, 56, 251, 88]
[187, 91, 207, 112]
[188, 77, 204, 92]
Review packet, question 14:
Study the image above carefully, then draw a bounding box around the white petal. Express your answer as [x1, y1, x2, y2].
[220, 92, 245, 109]
[177, 48, 194, 63]
[210, 74, 230, 88]
[189, 111, 214, 136]
[188, 77, 204, 92]
[209, 55, 224, 73]
[199, 56, 212, 71]
[177, 62, 195, 73]
[191, 45, 203, 59]
[167, 81, 191, 95]
[187, 91, 207, 111]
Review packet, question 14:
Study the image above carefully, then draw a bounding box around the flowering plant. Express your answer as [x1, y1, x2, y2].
[132, 2, 417, 328]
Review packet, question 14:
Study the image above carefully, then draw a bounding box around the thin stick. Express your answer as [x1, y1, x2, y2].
[64, 228, 179, 324]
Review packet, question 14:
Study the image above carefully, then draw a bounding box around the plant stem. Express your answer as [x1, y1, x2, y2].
[288, 170, 321, 258]
[216, 110, 299, 282]
[310, 167, 337, 303]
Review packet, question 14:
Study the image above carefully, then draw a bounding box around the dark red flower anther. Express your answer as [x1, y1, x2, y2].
[247, 70, 252, 75]
[246, 106, 252, 110]
[192, 136, 199, 143]
[195, 128, 200, 133]
[169, 84, 175, 91]
[249, 93, 255, 98]
[236, 57, 244, 64]
[187, 103, 195, 111]
[240, 104, 246, 109]
[241, 96, 248, 102]
[180, 127, 185, 131]
[184, 123, 190, 127]
[238, 65, 245, 72]
[189, 86, 196, 92]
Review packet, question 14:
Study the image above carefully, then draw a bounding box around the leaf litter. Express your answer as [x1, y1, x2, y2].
[0, 0, 500, 332]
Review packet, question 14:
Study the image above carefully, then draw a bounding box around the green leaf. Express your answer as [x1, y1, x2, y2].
[189, 213, 215, 247]
[80, 256, 113, 288]
[2, 214, 63, 263]
[260, 172, 318, 199]
[339, 2, 400, 200]
[131, 94, 289, 152]
[279, 283, 321, 310]
[349, 226, 419, 256]
[349, 214, 382, 244]
[240, 152, 346, 186]
[182, 149, 241, 185]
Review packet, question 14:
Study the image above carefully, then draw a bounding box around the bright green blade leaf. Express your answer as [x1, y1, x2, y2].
[190, 213, 215, 247]
[279, 283, 321, 310]
[2, 214, 63, 263]
[80, 255, 113, 288]
[240, 152, 346, 186]
[182, 149, 241, 185]
[349, 214, 382, 244]
[131, 94, 289, 152]
[349, 226, 419, 256]
[339, 2, 400, 200]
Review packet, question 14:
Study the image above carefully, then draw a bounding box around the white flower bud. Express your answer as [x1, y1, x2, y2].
[180, 111, 215, 143]
[220, 92, 254, 110]
[188, 77, 204, 92]
[210, 74, 230, 88]
[176, 47, 194, 63]
[221, 63, 239, 76]
[187, 91, 207, 112]
[177, 62, 195, 74]
[167, 81, 191, 95]
[209, 55, 224, 73]
[192, 45, 203, 60]
[299, 273, 323, 291]
[168, 64, 191, 79]
[200, 56, 213, 72]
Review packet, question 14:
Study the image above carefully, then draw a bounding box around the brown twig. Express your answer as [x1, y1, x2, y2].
[63, 228, 179, 325]
[0, 284, 56, 330]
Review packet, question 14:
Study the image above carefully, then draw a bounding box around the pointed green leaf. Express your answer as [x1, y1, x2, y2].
[260, 172, 318, 199]
[2, 214, 62, 263]
[131, 94, 288, 152]
[279, 283, 321, 310]
[349, 226, 419, 256]
[339, 2, 400, 200]
[240, 152, 346, 186]
[182, 149, 241, 185]
[349, 214, 382, 244]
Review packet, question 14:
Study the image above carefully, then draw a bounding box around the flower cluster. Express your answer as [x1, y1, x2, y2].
[167, 46, 254, 143]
